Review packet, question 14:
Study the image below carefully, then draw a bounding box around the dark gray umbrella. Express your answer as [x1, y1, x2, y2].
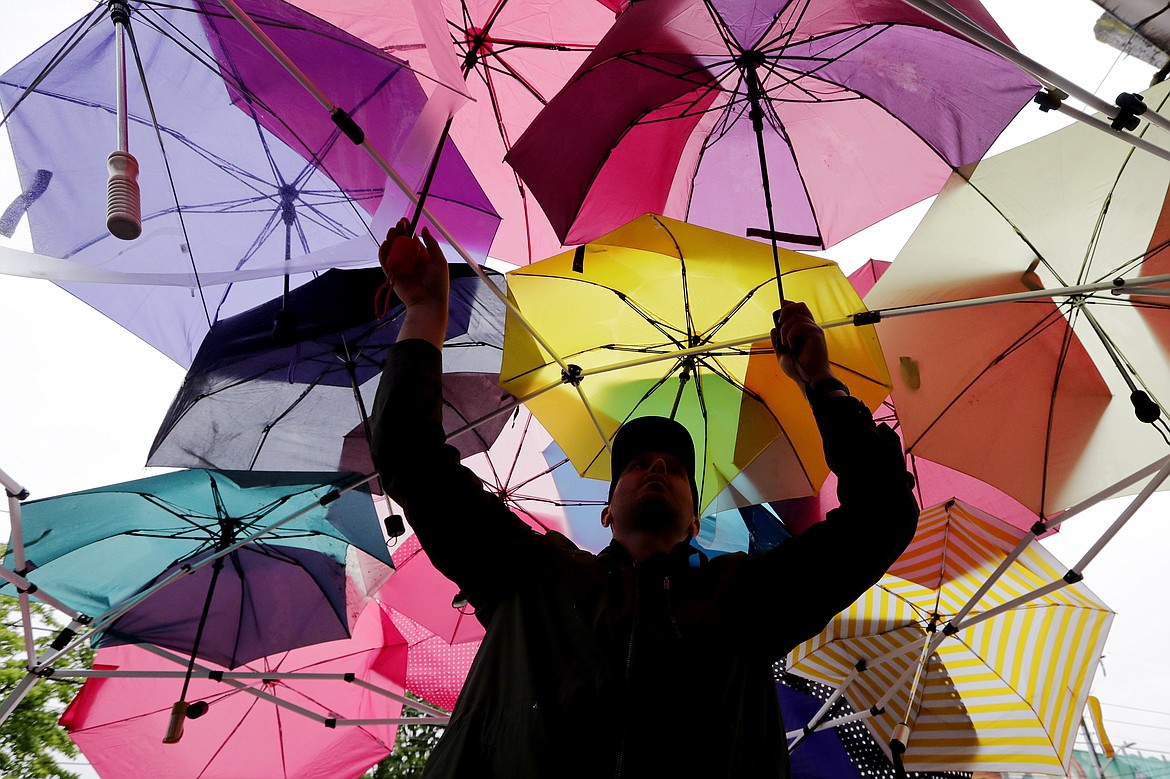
[148, 264, 512, 474]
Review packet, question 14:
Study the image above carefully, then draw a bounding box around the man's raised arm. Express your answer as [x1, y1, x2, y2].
[369, 220, 538, 614]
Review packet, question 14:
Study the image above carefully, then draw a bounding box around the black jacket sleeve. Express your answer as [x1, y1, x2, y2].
[744, 394, 919, 657]
[370, 339, 543, 616]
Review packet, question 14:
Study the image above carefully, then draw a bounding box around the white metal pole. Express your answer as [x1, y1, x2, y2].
[900, 0, 1170, 157]
[0, 673, 40, 726]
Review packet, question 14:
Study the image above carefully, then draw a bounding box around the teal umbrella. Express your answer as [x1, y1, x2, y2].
[1, 469, 390, 667]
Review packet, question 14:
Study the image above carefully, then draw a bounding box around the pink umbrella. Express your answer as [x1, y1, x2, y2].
[387, 607, 479, 713]
[290, 0, 616, 264]
[461, 408, 607, 540]
[60, 602, 412, 779]
[507, 0, 1039, 267]
[382, 535, 485, 644]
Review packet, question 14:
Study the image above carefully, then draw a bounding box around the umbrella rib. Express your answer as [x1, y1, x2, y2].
[1072, 301, 1170, 444]
[654, 216, 699, 342]
[765, 0, 816, 53]
[477, 50, 548, 107]
[503, 410, 533, 491]
[195, 13, 368, 272]
[119, 16, 213, 330]
[247, 379, 329, 469]
[198, 688, 267, 776]
[604, 50, 726, 95]
[700, 0, 744, 57]
[0, 5, 106, 129]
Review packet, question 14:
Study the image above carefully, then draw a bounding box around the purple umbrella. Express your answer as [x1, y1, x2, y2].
[507, 0, 1039, 295]
[0, 0, 498, 366]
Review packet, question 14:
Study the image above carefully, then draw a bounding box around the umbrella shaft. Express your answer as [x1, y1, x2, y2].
[179, 556, 226, 702]
[112, 5, 130, 153]
[742, 64, 784, 302]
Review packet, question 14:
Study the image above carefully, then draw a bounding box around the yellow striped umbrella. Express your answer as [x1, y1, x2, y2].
[498, 214, 890, 513]
[787, 499, 1113, 775]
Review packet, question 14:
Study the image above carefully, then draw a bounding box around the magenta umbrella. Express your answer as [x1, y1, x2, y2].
[290, 0, 616, 265]
[507, 0, 1040, 273]
[59, 601, 415, 779]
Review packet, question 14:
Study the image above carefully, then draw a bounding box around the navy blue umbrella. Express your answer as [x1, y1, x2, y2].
[149, 264, 513, 475]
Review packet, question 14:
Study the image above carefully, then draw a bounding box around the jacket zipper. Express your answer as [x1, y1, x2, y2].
[614, 572, 640, 779]
[663, 576, 682, 639]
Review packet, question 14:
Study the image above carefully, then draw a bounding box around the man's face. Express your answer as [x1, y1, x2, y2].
[603, 450, 698, 543]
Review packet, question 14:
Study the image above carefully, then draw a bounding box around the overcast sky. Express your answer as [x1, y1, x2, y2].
[3, 0, 1170, 772]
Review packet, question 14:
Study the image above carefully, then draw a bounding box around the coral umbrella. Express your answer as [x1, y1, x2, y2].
[866, 79, 1170, 516]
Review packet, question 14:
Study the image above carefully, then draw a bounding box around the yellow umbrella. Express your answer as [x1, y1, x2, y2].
[499, 214, 890, 513]
[786, 499, 1114, 775]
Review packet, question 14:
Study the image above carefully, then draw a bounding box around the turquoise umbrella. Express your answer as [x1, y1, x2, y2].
[1, 469, 390, 667]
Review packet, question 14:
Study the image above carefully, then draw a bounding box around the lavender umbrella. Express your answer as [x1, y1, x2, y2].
[0, 0, 498, 366]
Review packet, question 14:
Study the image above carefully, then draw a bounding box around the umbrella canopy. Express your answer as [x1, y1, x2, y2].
[0, 0, 497, 365]
[787, 499, 1113, 775]
[290, 0, 616, 264]
[506, 0, 1039, 251]
[147, 265, 513, 473]
[865, 79, 1170, 517]
[461, 407, 608, 539]
[0, 469, 392, 667]
[499, 213, 890, 513]
[60, 601, 410, 779]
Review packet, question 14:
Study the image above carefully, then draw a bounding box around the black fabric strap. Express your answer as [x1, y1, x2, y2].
[804, 377, 850, 400]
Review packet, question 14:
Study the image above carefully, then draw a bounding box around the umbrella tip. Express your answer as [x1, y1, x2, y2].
[163, 700, 189, 744]
[162, 700, 207, 743]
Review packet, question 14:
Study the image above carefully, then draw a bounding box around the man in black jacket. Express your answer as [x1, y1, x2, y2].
[372, 220, 918, 778]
